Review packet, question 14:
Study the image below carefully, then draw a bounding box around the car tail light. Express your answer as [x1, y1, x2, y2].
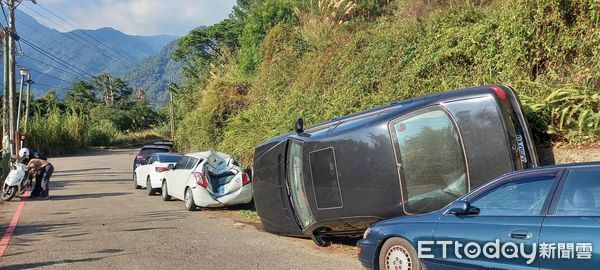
[491, 86, 507, 102]
[136, 155, 145, 160]
[192, 172, 208, 188]
[242, 172, 251, 186]
[155, 167, 169, 173]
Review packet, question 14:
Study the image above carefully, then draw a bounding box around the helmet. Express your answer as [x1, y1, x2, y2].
[19, 148, 30, 159]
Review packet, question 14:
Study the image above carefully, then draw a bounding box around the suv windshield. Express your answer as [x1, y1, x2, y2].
[287, 141, 314, 229]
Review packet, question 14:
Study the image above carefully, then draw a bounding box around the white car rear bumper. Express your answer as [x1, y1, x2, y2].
[191, 184, 253, 208]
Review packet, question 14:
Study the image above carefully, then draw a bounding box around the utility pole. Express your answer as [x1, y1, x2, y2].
[7, 0, 16, 155]
[1, 20, 8, 180]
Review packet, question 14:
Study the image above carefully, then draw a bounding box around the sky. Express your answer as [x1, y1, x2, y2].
[21, 0, 237, 36]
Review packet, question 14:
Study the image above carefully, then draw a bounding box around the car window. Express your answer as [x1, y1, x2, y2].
[175, 156, 189, 170]
[471, 177, 555, 216]
[139, 147, 169, 157]
[159, 155, 182, 163]
[186, 157, 199, 170]
[148, 156, 155, 164]
[555, 168, 600, 216]
[309, 148, 342, 209]
[288, 140, 314, 229]
[143, 156, 152, 165]
[390, 108, 468, 214]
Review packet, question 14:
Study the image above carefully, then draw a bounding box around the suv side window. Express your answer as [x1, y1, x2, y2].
[470, 176, 556, 216]
[175, 156, 189, 170]
[555, 168, 600, 216]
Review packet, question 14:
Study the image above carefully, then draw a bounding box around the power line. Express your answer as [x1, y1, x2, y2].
[20, 37, 96, 78]
[32, 82, 72, 91]
[20, 5, 135, 67]
[19, 65, 78, 85]
[21, 54, 89, 81]
[0, 2, 8, 26]
[20, 38, 94, 79]
[16, 20, 103, 77]
[33, 2, 140, 65]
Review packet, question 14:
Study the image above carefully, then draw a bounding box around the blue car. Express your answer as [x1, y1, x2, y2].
[358, 162, 600, 270]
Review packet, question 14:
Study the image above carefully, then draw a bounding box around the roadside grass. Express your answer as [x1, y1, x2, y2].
[110, 130, 165, 147]
[239, 209, 260, 222]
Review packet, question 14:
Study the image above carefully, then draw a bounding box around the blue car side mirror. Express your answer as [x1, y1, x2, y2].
[447, 200, 479, 215]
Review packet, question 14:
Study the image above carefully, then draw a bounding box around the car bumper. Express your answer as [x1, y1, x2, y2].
[357, 238, 378, 270]
[192, 184, 253, 207]
[149, 172, 163, 189]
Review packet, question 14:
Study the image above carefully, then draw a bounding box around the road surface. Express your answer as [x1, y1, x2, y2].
[0, 149, 361, 269]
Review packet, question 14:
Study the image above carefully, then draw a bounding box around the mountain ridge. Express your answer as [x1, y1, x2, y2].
[12, 10, 179, 97]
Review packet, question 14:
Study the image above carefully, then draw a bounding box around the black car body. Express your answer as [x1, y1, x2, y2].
[252, 85, 539, 242]
[133, 145, 171, 172]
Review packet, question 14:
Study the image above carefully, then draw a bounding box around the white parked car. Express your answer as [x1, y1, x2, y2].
[160, 151, 253, 211]
[134, 153, 183, 195]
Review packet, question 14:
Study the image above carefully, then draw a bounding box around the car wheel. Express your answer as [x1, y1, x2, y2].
[133, 173, 141, 189]
[146, 177, 156, 196]
[184, 188, 198, 211]
[161, 180, 171, 201]
[378, 237, 421, 270]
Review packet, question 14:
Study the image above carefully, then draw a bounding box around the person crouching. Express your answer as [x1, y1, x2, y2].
[26, 154, 54, 199]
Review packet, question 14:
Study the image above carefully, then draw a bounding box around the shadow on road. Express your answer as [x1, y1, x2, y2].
[1, 256, 107, 269]
[121, 227, 176, 232]
[53, 171, 132, 177]
[53, 167, 112, 174]
[42, 192, 131, 201]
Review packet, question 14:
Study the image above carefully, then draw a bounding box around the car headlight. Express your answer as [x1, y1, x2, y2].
[363, 227, 371, 239]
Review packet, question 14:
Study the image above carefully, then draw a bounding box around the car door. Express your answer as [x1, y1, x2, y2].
[431, 170, 561, 270]
[168, 156, 189, 200]
[136, 156, 152, 184]
[173, 157, 199, 198]
[539, 166, 600, 270]
[142, 155, 156, 180]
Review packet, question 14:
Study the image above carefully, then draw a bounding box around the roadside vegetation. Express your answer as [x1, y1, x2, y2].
[171, 0, 600, 165]
[25, 73, 167, 155]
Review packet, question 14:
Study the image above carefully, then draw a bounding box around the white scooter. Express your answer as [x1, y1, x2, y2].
[1, 162, 30, 201]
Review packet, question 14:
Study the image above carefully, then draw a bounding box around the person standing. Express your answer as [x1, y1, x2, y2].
[26, 154, 54, 199]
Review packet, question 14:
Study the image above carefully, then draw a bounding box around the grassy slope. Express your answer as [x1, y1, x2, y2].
[177, 0, 600, 166]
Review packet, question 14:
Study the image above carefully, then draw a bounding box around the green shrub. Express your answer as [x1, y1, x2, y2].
[86, 119, 120, 146]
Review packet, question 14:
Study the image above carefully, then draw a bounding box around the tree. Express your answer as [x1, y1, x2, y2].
[237, 0, 297, 74]
[173, 19, 243, 79]
[64, 81, 98, 113]
[89, 105, 132, 132]
[32, 90, 63, 114]
[91, 72, 133, 109]
[129, 100, 159, 131]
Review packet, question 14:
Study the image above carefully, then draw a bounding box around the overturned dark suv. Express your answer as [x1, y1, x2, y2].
[252, 85, 539, 245]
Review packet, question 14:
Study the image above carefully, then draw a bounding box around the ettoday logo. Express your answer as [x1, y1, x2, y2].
[417, 240, 593, 264]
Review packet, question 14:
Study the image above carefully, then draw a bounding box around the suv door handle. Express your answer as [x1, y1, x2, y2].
[510, 230, 531, 240]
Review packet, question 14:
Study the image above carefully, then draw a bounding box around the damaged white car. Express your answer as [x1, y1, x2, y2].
[160, 151, 253, 211]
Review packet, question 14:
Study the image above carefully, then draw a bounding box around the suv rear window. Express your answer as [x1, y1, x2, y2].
[139, 148, 169, 157]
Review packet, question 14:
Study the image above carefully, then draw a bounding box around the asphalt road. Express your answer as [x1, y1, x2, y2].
[0, 149, 361, 269]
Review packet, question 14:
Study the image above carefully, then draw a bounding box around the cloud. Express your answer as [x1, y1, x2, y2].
[24, 0, 236, 36]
